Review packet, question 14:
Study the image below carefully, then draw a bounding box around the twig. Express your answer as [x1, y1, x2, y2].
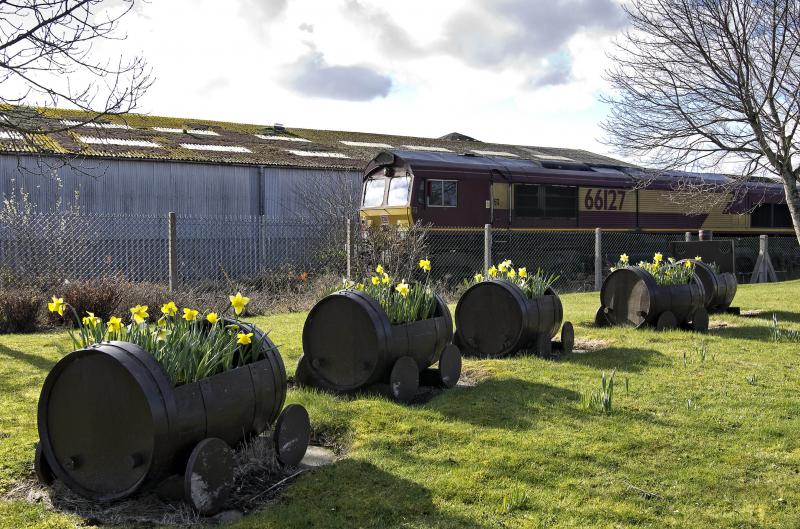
[244, 469, 308, 505]
[623, 480, 664, 501]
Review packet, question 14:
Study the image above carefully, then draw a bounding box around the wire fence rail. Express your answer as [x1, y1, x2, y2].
[1, 213, 799, 292]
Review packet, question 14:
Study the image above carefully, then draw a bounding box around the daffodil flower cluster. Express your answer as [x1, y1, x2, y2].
[48, 292, 271, 384]
[611, 252, 696, 286]
[471, 260, 559, 299]
[343, 260, 437, 324]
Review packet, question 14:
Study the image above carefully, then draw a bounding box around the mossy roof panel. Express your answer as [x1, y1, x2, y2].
[0, 107, 635, 170]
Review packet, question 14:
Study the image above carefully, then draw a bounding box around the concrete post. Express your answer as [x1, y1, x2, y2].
[345, 218, 352, 280]
[168, 212, 178, 292]
[594, 227, 602, 291]
[685, 231, 692, 242]
[484, 224, 492, 276]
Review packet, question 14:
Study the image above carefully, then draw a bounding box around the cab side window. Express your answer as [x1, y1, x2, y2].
[752, 203, 792, 228]
[427, 180, 457, 207]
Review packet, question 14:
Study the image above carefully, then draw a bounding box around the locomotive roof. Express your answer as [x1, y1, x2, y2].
[0, 106, 633, 170]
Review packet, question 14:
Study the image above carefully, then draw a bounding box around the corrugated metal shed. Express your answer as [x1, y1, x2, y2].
[0, 155, 360, 217]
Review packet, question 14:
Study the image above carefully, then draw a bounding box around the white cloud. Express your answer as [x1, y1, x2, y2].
[49, 0, 627, 156]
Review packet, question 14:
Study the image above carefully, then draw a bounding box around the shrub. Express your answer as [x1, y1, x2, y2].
[114, 282, 174, 323]
[0, 288, 44, 333]
[58, 278, 123, 326]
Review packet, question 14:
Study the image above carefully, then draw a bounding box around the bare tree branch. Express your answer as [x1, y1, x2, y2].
[602, 0, 800, 240]
[0, 0, 152, 137]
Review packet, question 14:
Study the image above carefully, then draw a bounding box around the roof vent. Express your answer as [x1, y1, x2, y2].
[274, 123, 286, 133]
[438, 132, 477, 142]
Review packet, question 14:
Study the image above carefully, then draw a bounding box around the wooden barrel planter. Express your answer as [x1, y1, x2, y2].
[36, 321, 310, 515]
[454, 279, 574, 358]
[297, 290, 462, 403]
[596, 267, 708, 331]
[678, 260, 738, 314]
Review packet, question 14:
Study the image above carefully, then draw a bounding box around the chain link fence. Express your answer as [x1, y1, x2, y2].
[2, 213, 800, 292]
[0, 213, 345, 288]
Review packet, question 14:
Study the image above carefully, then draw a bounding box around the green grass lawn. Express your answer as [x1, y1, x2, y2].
[2, 282, 800, 528]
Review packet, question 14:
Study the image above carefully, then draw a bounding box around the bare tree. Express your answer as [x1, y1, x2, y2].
[0, 0, 152, 134]
[289, 169, 361, 224]
[602, 0, 800, 241]
[287, 170, 361, 273]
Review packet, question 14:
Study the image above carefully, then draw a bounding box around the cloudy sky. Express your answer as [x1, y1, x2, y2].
[107, 0, 628, 155]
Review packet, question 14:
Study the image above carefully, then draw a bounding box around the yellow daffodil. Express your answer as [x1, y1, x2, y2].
[396, 282, 410, 297]
[229, 292, 250, 315]
[376, 264, 384, 274]
[107, 316, 122, 334]
[695, 256, 702, 261]
[183, 308, 199, 321]
[507, 268, 517, 279]
[518, 267, 527, 278]
[498, 260, 512, 272]
[371, 276, 380, 286]
[155, 328, 167, 341]
[474, 273, 484, 282]
[81, 312, 101, 328]
[668, 257, 676, 264]
[237, 332, 253, 345]
[488, 266, 498, 278]
[684, 260, 693, 268]
[620, 253, 629, 264]
[161, 301, 178, 317]
[382, 273, 390, 284]
[47, 296, 64, 316]
[130, 305, 149, 324]
[206, 312, 219, 324]
[419, 258, 431, 272]
[654, 252, 663, 264]
[157, 316, 167, 328]
[356, 283, 365, 290]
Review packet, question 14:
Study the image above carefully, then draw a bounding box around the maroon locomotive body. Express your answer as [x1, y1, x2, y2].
[359, 150, 790, 234]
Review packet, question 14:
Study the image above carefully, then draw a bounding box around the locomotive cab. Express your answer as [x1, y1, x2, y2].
[360, 153, 415, 228]
[360, 169, 414, 227]
[360, 150, 476, 229]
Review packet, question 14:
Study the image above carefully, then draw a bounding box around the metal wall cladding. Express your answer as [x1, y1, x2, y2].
[0, 154, 360, 218]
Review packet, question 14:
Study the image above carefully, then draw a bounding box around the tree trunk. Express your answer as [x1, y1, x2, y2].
[781, 172, 800, 246]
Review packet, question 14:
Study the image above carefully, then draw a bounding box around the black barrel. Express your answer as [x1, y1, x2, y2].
[679, 260, 737, 313]
[454, 279, 564, 357]
[599, 267, 706, 329]
[37, 324, 286, 502]
[300, 290, 452, 392]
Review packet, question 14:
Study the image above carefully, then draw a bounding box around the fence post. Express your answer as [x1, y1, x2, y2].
[483, 224, 492, 276]
[168, 212, 178, 292]
[750, 234, 777, 283]
[594, 227, 602, 291]
[345, 218, 352, 280]
[685, 231, 692, 242]
[698, 229, 713, 240]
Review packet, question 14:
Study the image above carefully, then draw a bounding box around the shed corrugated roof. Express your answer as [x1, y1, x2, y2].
[0, 107, 634, 170]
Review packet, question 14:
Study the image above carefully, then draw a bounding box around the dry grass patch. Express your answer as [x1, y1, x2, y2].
[573, 337, 610, 353]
